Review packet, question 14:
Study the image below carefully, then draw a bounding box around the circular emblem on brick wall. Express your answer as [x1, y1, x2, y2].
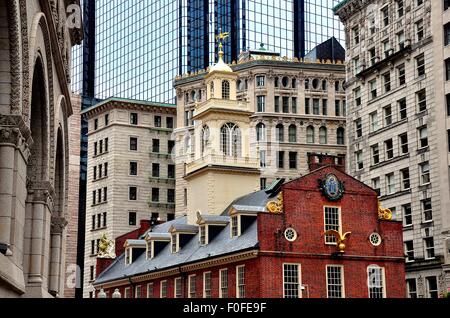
[369, 233, 382, 246]
[284, 228, 297, 242]
[318, 173, 345, 202]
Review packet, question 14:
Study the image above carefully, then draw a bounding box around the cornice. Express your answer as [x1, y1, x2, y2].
[81, 100, 177, 119]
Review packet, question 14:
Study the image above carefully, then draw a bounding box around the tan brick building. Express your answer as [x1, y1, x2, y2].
[173, 47, 347, 218]
[334, 0, 450, 297]
[0, 0, 82, 297]
[80, 98, 176, 297]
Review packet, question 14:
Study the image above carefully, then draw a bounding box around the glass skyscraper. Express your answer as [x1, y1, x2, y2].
[71, 0, 344, 103]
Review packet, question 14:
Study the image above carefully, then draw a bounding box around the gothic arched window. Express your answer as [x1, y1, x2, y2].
[222, 80, 230, 99]
[221, 123, 241, 157]
[307, 126, 315, 144]
[256, 123, 266, 142]
[276, 124, 284, 142]
[289, 124, 297, 142]
[319, 126, 327, 144]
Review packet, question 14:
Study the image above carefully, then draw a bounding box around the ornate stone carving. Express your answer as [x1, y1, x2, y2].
[51, 216, 68, 234]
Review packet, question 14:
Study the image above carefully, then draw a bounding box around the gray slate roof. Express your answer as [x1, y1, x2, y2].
[95, 188, 279, 285]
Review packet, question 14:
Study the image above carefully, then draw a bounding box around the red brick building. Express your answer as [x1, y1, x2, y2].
[93, 158, 405, 298]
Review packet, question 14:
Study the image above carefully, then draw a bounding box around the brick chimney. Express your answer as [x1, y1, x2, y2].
[308, 153, 346, 173]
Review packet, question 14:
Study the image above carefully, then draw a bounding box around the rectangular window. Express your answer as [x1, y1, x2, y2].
[219, 269, 228, 298]
[371, 144, 380, 165]
[167, 189, 175, 203]
[171, 234, 178, 254]
[424, 237, 435, 259]
[90, 240, 95, 255]
[422, 198, 432, 222]
[104, 138, 108, 152]
[129, 162, 137, 176]
[367, 266, 385, 298]
[417, 89, 427, 112]
[159, 281, 167, 298]
[399, 133, 408, 154]
[405, 241, 415, 262]
[188, 275, 196, 298]
[353, 26, 360, 45]
[92, 190, 96, 205]
[370, 112, 378, 132]
[277, 151, 285, 169]
[130, 113, 138, 125]
[420, 162, 430, 185]
[274, 96, 280, 113]
[397, 64, 406, 86]
[168, 140, 175, 154]
[97, 214, 101, 229]
[384, 105, 392, 126]
[416, 54, 425, 77]
[291, 97, 297, 114]
[94, 118, 98, 130]
[99, 140, 103, 154]
[289, 152, 297, 169]
[283, 96, 289, 113]
[231, 215, 239, 237]
[335, 100, 341, 117]
[124, 287, 130, 298]
[372, 177, 381, 196]
[154, 116, 161, 128]
[93, 166, 97, 180]
[128, 212, 137, 226]
[383, 72, 391, 93]
[256, 75, 265, 87]
[236, 265, 245, 298]
[129, 137, 138, 151]
[356, 150, 363, 170]
[313, 99, 320, 115]
[326, 265, 344, 298]
[199, 225, 207, 245]
[369, 79, 377, 100]
[166, 117, 174, 129]
[416, 20, 424, 41]
[401, 168, 410, 190]
[152, 139, 160, 153]
[355, 118, 362, 138]
[129, 187, 137, 200]
[354, 87, 361, 106]
[407, 279, 417, 298]
[322, 99, 328, 116]
[152, 188, 159, 202]
[203, 272, 211, 298]
[168, 164, 175, 179]
[104, 162, 108, 177]
[402, 204, 412, 226]
[257, 95, 266, 112]
[446, 58, 450, 81]
[135, 285, 141, 299]
[418, 126, 428, 148]
[174, 278, 182, 298]
[385, 139, 394, 159]
[426, 277, 438, 298]
[152, 163, 160, 178]
[324, 207, 341, 244]
[147, 283, 154, 298]
[304, 98, 310, 114]
[386, 173, 395, 194]
[283, 264, 301, 298]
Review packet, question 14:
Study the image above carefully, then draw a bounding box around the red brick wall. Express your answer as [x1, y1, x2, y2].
[114, 220, 151, 256]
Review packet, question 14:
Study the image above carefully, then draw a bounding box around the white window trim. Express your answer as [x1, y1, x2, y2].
[125, 247, 132, 265]
[367, 265, 386, 298]
[236, 265, 245, 298]
[219, 268, 228, 298]
[282, 263, 302, 298]
[199, 225, 209, 245]
[188, 274, 196, 298]
[146, 283, 153, 298]
[323, 206, 342, 245]
[124, 287, 131, 298]
[146, 241, 153, 260]
[129, 161, 138, 177]
[326, 264, 345, 298]
[230, 215, 241, 238]
[174, 277, 182, 298]
[135, 285, 141, 298]
[423, 237, 435, 260]
[160, 280, 167, 298]
[171, 233, 179, 253]
[203, 271, 212, 298]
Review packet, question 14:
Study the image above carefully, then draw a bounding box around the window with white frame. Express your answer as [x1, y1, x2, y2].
[171, 233, 178, 253]
[369, 79, 377, 99]
[123, 287, 131, 298]
[125, 248, 132, 265]
[283, 264, 301, 298]
[416, 54, 425, 77]
[422, 198, 433, 222]
[219, 269, 228, 298]
[371, 144, 380, 165]
[367, 266, 386, 298]
[418, 126, 428, 148]
[355, 118, 362, 138]
[372, 177, 380, 196]
[383, 72, 391, 93]
[256, 75, 265, 87]
[174, 277, 182, 298]
[399, 133, 408, 154]
[236, 266, 245, 298]
[416, 89, 427, 112]
[352, 26, 360, 45]
[402, 203, 412, 226]
[424, 237, 435, 259]
[407, 279, 418, 298]
[370, 112, 379, 132]
[231, 215, 239, 237]
[203, 272, 212, 298]
[356, 150, 363, 170]
[397, 31, 405, 50]
[354, 87, 361, 106]
[199, 225, 207, 245]
[147, 283, 154, 298]
[188, 275, 196, 298]
[135, 285, 141, 298]
[420, 162, 430, 185]
[326, 265, 344, 298]
[386, 173, 395, 194]
[416, 19, 424, 41]
[426, 276, 438, 298]
[398, 97, 407, 119]
[382, 6, 389, 27]
[146, 241, 153, 260]
[383, 105, 393, 126]
[160, 280, 167, 298]
[405, 241, 415, 262]
[324, 207, 341, 244]
[400, 168, 410, 190]
[385, 139, 394, 159]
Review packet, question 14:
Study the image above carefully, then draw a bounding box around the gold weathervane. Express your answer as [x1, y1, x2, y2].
[216, 31, 230, 51]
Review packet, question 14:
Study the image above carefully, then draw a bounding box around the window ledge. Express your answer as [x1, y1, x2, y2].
[369, 154, 410, 171]
[92, 176, 108, 183]
[91, 201, 108, 207]
[91, 226, 107, 232]
[416, 146, 429, 155]
[368, 119, 408, 138]
[403, 225, 413, 231]
[379, 189, 411, 201]
[93, 151, 109, 159]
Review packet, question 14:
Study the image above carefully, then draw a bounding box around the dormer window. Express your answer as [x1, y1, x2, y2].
[171, 233, 179, 253]
[231, 215, 240, 237]
[146, 241, 153, 260]
[199, 225, 207, 245]
[125, 248, 132, 265]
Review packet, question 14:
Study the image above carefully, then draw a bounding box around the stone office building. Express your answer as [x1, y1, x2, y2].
[334, 0, 450, 297]
[173, 41, 348, 218]
[80, 98, 177, 298]
[0, 0, 82, 297]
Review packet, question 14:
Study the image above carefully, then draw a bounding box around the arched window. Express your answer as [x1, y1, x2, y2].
[222, 80, 230, 99]
[221, 123, 241, 157]
[306, 126, 315, 143]
[201, 125, 210, 154]
[319, 126, 327, 144]
[337, 127, 345, 145]
[335, 80, 340, 92]
[282, 76, 289, 87]
[289, 124, 297, 142]
[276, 124, 284, 142]
[256, 123, 266, 142]
[312, 78, 319, 89]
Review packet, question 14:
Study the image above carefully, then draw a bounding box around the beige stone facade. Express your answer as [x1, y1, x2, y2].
[0, 0, 82, 297]
[335, 0, 450, 297]
[173, 50, 347, 218]
[81, 98, 176, 297]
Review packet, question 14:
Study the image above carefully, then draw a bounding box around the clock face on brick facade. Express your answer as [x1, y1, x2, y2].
[319, 173, 345, 201]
